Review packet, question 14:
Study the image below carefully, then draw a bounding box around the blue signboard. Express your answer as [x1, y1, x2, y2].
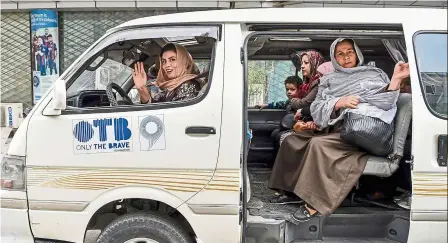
[30, 10, 59, 104]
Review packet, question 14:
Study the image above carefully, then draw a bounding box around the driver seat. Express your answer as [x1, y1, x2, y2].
[198, 63, 210, 96]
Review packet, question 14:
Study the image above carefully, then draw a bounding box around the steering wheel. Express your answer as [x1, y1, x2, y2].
[105, 82, 134, 106]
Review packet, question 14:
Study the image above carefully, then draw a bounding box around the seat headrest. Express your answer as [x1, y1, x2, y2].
[148, 64, 158, 79]
[202, 63, 210, 73]
[192, 63, 200, 75]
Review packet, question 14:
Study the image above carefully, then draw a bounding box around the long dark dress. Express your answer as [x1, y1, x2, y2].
[268, 130, 369, 216]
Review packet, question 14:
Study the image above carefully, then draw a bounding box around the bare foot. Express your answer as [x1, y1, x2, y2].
[305, 204, 317, 215]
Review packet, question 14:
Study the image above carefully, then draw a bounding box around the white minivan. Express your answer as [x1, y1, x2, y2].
[1, 8, 447, 243]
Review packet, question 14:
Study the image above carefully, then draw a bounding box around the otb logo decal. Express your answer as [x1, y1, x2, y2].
[139, 115, 166, 151]
[73, 117, 132, 154]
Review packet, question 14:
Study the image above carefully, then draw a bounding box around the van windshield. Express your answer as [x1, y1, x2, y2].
[414, 32, 447, 117]
[67, 56, 132, 96]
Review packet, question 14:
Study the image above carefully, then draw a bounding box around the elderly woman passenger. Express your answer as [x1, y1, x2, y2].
[268, 38, 410, 221]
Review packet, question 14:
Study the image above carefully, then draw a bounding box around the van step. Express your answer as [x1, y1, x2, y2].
[321, 213, 409, 241]
[292, 237, 398, 242]
[247, 211, 409, 243]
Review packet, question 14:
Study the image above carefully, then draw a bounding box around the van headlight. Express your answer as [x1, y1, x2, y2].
[1, 155, 25, 191]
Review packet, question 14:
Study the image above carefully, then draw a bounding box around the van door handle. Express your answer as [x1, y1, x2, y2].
[185, 126, 216, 135]
[437, 135, 447, 167]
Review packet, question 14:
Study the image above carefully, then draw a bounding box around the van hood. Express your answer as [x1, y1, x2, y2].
[4, 111, 30, 157]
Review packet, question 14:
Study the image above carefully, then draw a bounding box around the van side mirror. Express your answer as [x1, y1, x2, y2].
[52, 78, 67, 110]
[43, 78, 66, 116]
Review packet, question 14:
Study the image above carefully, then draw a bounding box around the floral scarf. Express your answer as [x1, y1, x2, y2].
[298, 50, 325, 98]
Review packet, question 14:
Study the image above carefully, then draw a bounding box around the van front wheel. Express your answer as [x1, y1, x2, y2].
[96, 212, 194, 243]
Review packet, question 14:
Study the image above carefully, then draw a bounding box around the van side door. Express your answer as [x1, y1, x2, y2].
[404, 10, 447, 243]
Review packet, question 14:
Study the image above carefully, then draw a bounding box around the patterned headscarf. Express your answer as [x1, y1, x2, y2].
[155, 43, 198, 91]
[297, 50, 324, 96]
[299, 50, 325, 83]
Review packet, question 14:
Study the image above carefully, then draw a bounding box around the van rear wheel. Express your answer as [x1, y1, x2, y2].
[96, 212, 194, 243]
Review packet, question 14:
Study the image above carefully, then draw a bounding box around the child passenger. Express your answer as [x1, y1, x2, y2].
[256, 75, 303, 114]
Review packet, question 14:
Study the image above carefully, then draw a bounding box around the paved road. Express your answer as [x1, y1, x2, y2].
[85, 230, 101, 243]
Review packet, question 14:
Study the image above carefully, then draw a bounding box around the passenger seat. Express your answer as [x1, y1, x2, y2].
[362, 93, 412, 177]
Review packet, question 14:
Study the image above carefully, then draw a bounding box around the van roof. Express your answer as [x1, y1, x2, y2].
[115, 8, 447, 30]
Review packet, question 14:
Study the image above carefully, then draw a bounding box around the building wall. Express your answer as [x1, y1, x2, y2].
[58, 11, 175, 72]
[1, 10, 178, 106]
[1, 1, 446, 107]
[1, 12, 32, 106]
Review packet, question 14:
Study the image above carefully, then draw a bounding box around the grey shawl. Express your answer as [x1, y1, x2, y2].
[311, 38, 399, 128]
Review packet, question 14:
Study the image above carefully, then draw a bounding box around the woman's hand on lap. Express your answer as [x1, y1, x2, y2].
[293, 121, 308, 132]
[294, 110, 302, 121]
[293, 121, 320, 132]
[335, 96, 360, 110]
[305, 121, 319, 130]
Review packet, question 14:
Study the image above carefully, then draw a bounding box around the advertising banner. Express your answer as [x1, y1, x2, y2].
[30, 10, 59, 104]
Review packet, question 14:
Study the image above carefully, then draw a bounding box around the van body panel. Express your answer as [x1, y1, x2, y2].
[114, 8, 442, 30]
[0, 190, 33, 243]
[403, 13, 447, 206]
[24, 25, 226, 241]
[402, 10, 447, 243]
[0, 8, 444, 243]
[408, 221, 448, 243]
[27, 186, 189, 242]
[1, 208, 34, 243]
[185, 23, 243, 208]
[6, 114, 30, 157]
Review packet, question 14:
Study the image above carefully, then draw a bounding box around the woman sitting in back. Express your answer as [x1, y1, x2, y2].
[268, 38, 410, 221]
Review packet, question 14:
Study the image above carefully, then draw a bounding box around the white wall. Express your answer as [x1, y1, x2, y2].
[1, 0, 446, 11]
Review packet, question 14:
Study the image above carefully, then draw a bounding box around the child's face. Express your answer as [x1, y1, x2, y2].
[285, 83, 298, 99]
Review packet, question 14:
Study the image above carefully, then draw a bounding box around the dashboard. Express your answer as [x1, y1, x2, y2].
[66, 90, 112, 108]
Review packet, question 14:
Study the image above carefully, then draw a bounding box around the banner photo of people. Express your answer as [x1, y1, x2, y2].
[30, 10, 59, 104]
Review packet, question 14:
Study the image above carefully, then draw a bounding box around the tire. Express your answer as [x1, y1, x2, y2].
[96, 212, 194, 243]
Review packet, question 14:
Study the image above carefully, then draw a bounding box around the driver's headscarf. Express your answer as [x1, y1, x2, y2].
[155, 43, 198, 91]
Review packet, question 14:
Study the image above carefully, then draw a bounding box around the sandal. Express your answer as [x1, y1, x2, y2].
[269, 194, 303, 204]
[292, 204, 320, 222]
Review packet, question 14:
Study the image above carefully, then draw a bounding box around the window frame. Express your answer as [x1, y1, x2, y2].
[59, 24, 222, 115]
[412, 30, 448, 120]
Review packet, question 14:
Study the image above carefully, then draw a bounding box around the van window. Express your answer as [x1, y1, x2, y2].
[63, 27, 218, 110]
[67, 57, 132, 95]
[128, 59, 210, 104]
[248, 60, 299, 107]
[414, 32, 448, 118]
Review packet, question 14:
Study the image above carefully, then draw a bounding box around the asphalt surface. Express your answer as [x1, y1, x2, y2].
[85, 230, 101, 243]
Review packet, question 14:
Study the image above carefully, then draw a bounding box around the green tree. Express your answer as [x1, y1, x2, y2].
[247, 61, 274, 104]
